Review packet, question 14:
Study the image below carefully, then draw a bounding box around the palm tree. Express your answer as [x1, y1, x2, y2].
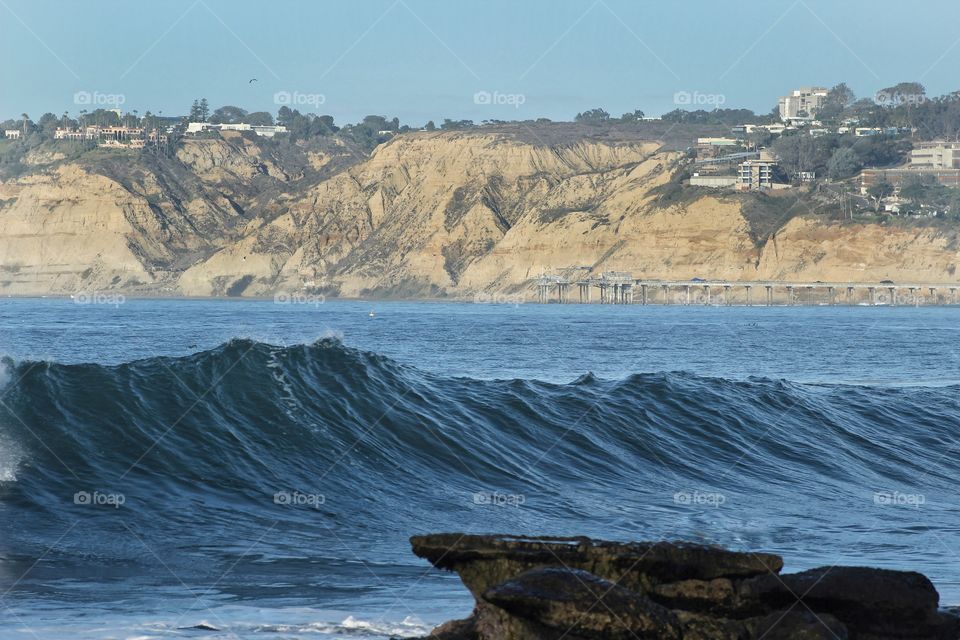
[21, 113, 29, 134]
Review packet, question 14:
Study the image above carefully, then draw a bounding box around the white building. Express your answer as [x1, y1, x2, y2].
[186, 122, 288, 138]
[778, 87, 829, 122]
[759, 123, 788, 135]
[4, 130, 22, 139]
[689, 175, 738, 188]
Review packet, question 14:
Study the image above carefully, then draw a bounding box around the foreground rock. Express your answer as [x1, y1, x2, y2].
[411, 533, 960, 640]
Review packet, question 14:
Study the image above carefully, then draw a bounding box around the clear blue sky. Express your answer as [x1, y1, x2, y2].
[1, 0, 959, 125]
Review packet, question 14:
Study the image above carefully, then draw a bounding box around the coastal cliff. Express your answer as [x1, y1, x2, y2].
[1, 128, 959, 298]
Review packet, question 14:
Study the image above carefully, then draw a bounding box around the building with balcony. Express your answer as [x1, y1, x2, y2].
[737, 151, 788, 191]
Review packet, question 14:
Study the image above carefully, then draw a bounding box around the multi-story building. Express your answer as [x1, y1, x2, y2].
[4, 130, 22, 139]
[778, 87, 829, 122]
[53, 126, 167, 147]
[737, 151, 783, 191]
[910, 142, 960, 170]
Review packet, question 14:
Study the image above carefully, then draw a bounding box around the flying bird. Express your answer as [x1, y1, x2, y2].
[248, 78, 258, 83]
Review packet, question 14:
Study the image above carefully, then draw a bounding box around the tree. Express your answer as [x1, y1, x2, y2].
[88, 109, 120, 126]
[361, 115, 390, 132]
[827, 147, 862, 180]
[898, 174, 932, 202]
[199, 98, 210, 122]
[818, 83, 856, 121]
[867, 178, 895, 212]
[276, 106, 294, 126]
[828, 83, 855, 108]
[772, 133, 839, 178]
[308, 115, 337, 136]
[245, 111, 274, 126]
[575, 108, 610, 123]
[947, 189, 960, 220]
[424, 120, 436, 131]
[661, 108, 764, 126]
[209, 105, 248, 124]
[37, 112, 59, 137]
[440, 119, 474, 130]
[876, 82, 926, 107]
[620, 109, 645, 122]
[852, 136, 910, 168]
[142, 111, 159, 132]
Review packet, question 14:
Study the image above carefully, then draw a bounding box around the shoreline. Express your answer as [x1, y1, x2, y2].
[4, 292, 960, 307]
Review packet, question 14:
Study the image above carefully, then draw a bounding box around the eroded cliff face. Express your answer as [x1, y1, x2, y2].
[1, 130, 959, 298]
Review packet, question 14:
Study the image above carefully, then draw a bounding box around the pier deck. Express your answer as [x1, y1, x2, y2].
[534, 275, 960, 306]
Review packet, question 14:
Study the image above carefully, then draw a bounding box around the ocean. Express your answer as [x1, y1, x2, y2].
[1, 298, 959, 639]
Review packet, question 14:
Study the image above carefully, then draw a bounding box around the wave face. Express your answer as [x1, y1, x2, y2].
[2, 338, 960, 605]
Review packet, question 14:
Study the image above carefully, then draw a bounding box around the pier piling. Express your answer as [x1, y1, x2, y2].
[534, 276, 960, 306]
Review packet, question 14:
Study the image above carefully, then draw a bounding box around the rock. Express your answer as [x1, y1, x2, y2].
[673, 610, 752, 639]
[482, 567, 681, 639]
[744, 566, 941, 637]
[412, 534, 953, 640]
[410, 534, 783, 596]
[426, 614, 479, 640]
[749, 610, 847, 639]
[650, 578, 765, 618]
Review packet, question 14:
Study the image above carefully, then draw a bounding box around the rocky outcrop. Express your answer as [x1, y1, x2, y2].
[410, 533, 960, 640]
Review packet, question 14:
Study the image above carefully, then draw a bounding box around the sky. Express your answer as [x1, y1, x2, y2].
[1, 0, 959, 125]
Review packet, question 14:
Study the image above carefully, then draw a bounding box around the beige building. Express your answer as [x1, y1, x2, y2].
[737, 151, 785, 191]
[778, 87, 828, 122]
[911, 142, 960, 170]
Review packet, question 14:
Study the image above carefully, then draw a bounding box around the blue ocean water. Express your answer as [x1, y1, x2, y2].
[1, 298, 959, 639]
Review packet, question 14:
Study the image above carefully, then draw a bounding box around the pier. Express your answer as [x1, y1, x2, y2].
[534, 275, 960, 306]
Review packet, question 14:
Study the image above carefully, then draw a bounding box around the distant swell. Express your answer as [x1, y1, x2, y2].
[1, 338, 959, 595]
